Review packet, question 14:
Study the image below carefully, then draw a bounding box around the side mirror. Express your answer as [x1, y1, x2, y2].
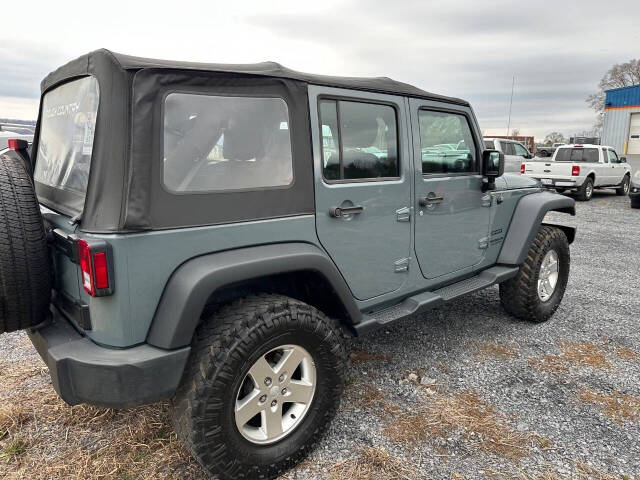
[482, 149, 504, 178]
[620, 156, 627, 163]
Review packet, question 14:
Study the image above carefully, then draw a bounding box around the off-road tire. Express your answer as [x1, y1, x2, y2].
[576, 176, 594, 201]
[171, 294, 347, 480]
[616, 174, 631, 196]
[0, 153, 51, 333]
[499, 226, 570, 323]
[632, 196, 640, 209]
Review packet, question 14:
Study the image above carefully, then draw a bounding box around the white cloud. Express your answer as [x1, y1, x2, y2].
[1, 0, 639, 139]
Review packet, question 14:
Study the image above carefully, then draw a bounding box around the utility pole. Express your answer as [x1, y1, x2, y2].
[506, 75, 515, 137]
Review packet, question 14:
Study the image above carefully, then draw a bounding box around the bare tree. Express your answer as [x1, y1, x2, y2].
[544, 132, 566, 146]
[586, 59, 640, 130]
[511, 128, 520, 137]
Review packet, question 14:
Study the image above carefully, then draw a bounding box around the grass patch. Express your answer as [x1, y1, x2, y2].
[617, 347, 640, 361]
[343, 382, 403, 414]
[476, 342, 518, 360]
[383, 391, 550, 461]
[1, 439, 27, 463]
[327, 447, 419, 480]
[529, 341, 612, 372]
[579, 389, 640, 424]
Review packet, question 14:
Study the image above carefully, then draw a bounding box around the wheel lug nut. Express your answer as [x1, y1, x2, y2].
[279, 374, 285, 383]
[264, 377, 272, 386]
[259, 395, 267, 403]
[271, 400, 277, 407]
[281, 388, 287, 395]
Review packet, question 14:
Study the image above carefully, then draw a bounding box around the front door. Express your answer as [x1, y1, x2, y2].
[310, 86, 411, 301]
[410, 100, 491, 280]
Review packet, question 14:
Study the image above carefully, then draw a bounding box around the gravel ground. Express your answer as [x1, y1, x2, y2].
[1, 190, 639, 479]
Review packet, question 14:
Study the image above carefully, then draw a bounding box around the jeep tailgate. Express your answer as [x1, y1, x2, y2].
[523, 160, 574, 179]
[40, 204, 86, 325]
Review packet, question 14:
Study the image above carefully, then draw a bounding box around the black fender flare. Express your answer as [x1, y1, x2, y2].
[146, 243, 361, 349]
[498, 191, 576, 266]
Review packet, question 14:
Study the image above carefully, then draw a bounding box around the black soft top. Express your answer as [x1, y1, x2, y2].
[35, 49, 473, 233]
[42, 49, 469, 106]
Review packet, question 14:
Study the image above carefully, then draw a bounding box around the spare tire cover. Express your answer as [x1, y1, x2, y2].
[0, 152, 51, 333]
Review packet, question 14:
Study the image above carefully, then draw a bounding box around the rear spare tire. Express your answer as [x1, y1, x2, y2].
[0, 153, 51, 333]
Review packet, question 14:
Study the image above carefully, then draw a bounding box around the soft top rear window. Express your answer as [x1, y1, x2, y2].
[555, 147, 599, 162]
[34, 76, 99, 196]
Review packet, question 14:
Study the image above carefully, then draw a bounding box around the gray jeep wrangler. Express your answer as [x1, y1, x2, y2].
[0, 50, 576, 479]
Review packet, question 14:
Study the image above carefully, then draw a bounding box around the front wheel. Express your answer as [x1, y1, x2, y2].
[500, 226, 570, 323]
[616, 174, 631, 196]
[171, 295, 347, 480]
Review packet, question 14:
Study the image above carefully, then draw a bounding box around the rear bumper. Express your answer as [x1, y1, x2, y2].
[28, 306, 191, 409]
[531, 177, 579, 189]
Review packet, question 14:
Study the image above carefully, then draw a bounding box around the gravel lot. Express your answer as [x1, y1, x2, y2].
[1, 190, 639, 479]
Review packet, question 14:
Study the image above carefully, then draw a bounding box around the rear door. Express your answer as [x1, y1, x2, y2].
[410, 100, 490, 279]
[309, 86, 412, 301]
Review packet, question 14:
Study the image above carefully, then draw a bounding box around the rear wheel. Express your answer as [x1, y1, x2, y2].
[171, 295, 347, 480]
[576, 176, 594, 201]
[631, 196, 640, 209]
[616, 174, 631, 196]
[0, 153, 52, 334]
[500, 226, 570, 323]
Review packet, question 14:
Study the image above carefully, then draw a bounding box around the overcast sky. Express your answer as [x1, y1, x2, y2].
[1, 0, 639, 140]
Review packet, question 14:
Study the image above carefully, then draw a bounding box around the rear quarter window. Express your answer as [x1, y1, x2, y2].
[163, 93, 293, 193]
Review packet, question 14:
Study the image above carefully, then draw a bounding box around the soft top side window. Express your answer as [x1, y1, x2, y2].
[319, 99, 399, 182]
[163, 93, 293, 193]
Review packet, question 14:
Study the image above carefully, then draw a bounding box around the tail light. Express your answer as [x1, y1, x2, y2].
[520, 164, 526, 174]
[572, 166, 580, 176]
[7, 138, 28, 151]
[77, 239, 114, 297]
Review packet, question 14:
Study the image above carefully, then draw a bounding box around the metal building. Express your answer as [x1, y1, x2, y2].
[601, 84, 640, 166]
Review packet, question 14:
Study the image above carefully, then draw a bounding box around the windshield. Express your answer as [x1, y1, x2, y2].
[555, 148, 599, 162]
[34, 76, 99, 195]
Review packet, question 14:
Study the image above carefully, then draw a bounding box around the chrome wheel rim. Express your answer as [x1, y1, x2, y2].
[624, 177, 630, 194]
[235, 344, 316, 445]
[586, 182, 593, 198]
[538, 249, 559, 302]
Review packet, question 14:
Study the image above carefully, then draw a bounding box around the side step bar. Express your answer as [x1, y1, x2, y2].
[354, 266, 519, 335]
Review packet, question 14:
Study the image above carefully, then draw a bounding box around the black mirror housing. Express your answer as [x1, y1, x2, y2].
[482, 149, 505, 178]
[620, 156, 627, 163]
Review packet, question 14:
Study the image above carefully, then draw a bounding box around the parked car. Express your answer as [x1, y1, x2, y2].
[631, 170, 640, 208]
[484, 137, 535, 173]
[0, 49, 577, 480]
[521, 144, 632, 201]
[536, 142, 566, 157]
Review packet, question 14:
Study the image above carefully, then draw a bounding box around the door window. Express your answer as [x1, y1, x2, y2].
[418, 110, 477, 174]
[513, 143, 529, 157]
[607, 149, 619, 163]
[500, 141, 515, 155]
[319, 100, 399, 181]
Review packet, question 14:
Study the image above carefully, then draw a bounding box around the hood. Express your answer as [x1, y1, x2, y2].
[502, 173, 541, 190]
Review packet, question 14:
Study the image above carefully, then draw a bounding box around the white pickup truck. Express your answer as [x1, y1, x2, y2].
[521, 144, 632, 201]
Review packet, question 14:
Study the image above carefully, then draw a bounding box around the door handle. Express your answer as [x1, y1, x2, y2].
[419, 196, 444, 206]
[330, 205, 363, 217]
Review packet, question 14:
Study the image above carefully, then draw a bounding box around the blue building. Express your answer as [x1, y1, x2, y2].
[601, 84, 640, 159]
